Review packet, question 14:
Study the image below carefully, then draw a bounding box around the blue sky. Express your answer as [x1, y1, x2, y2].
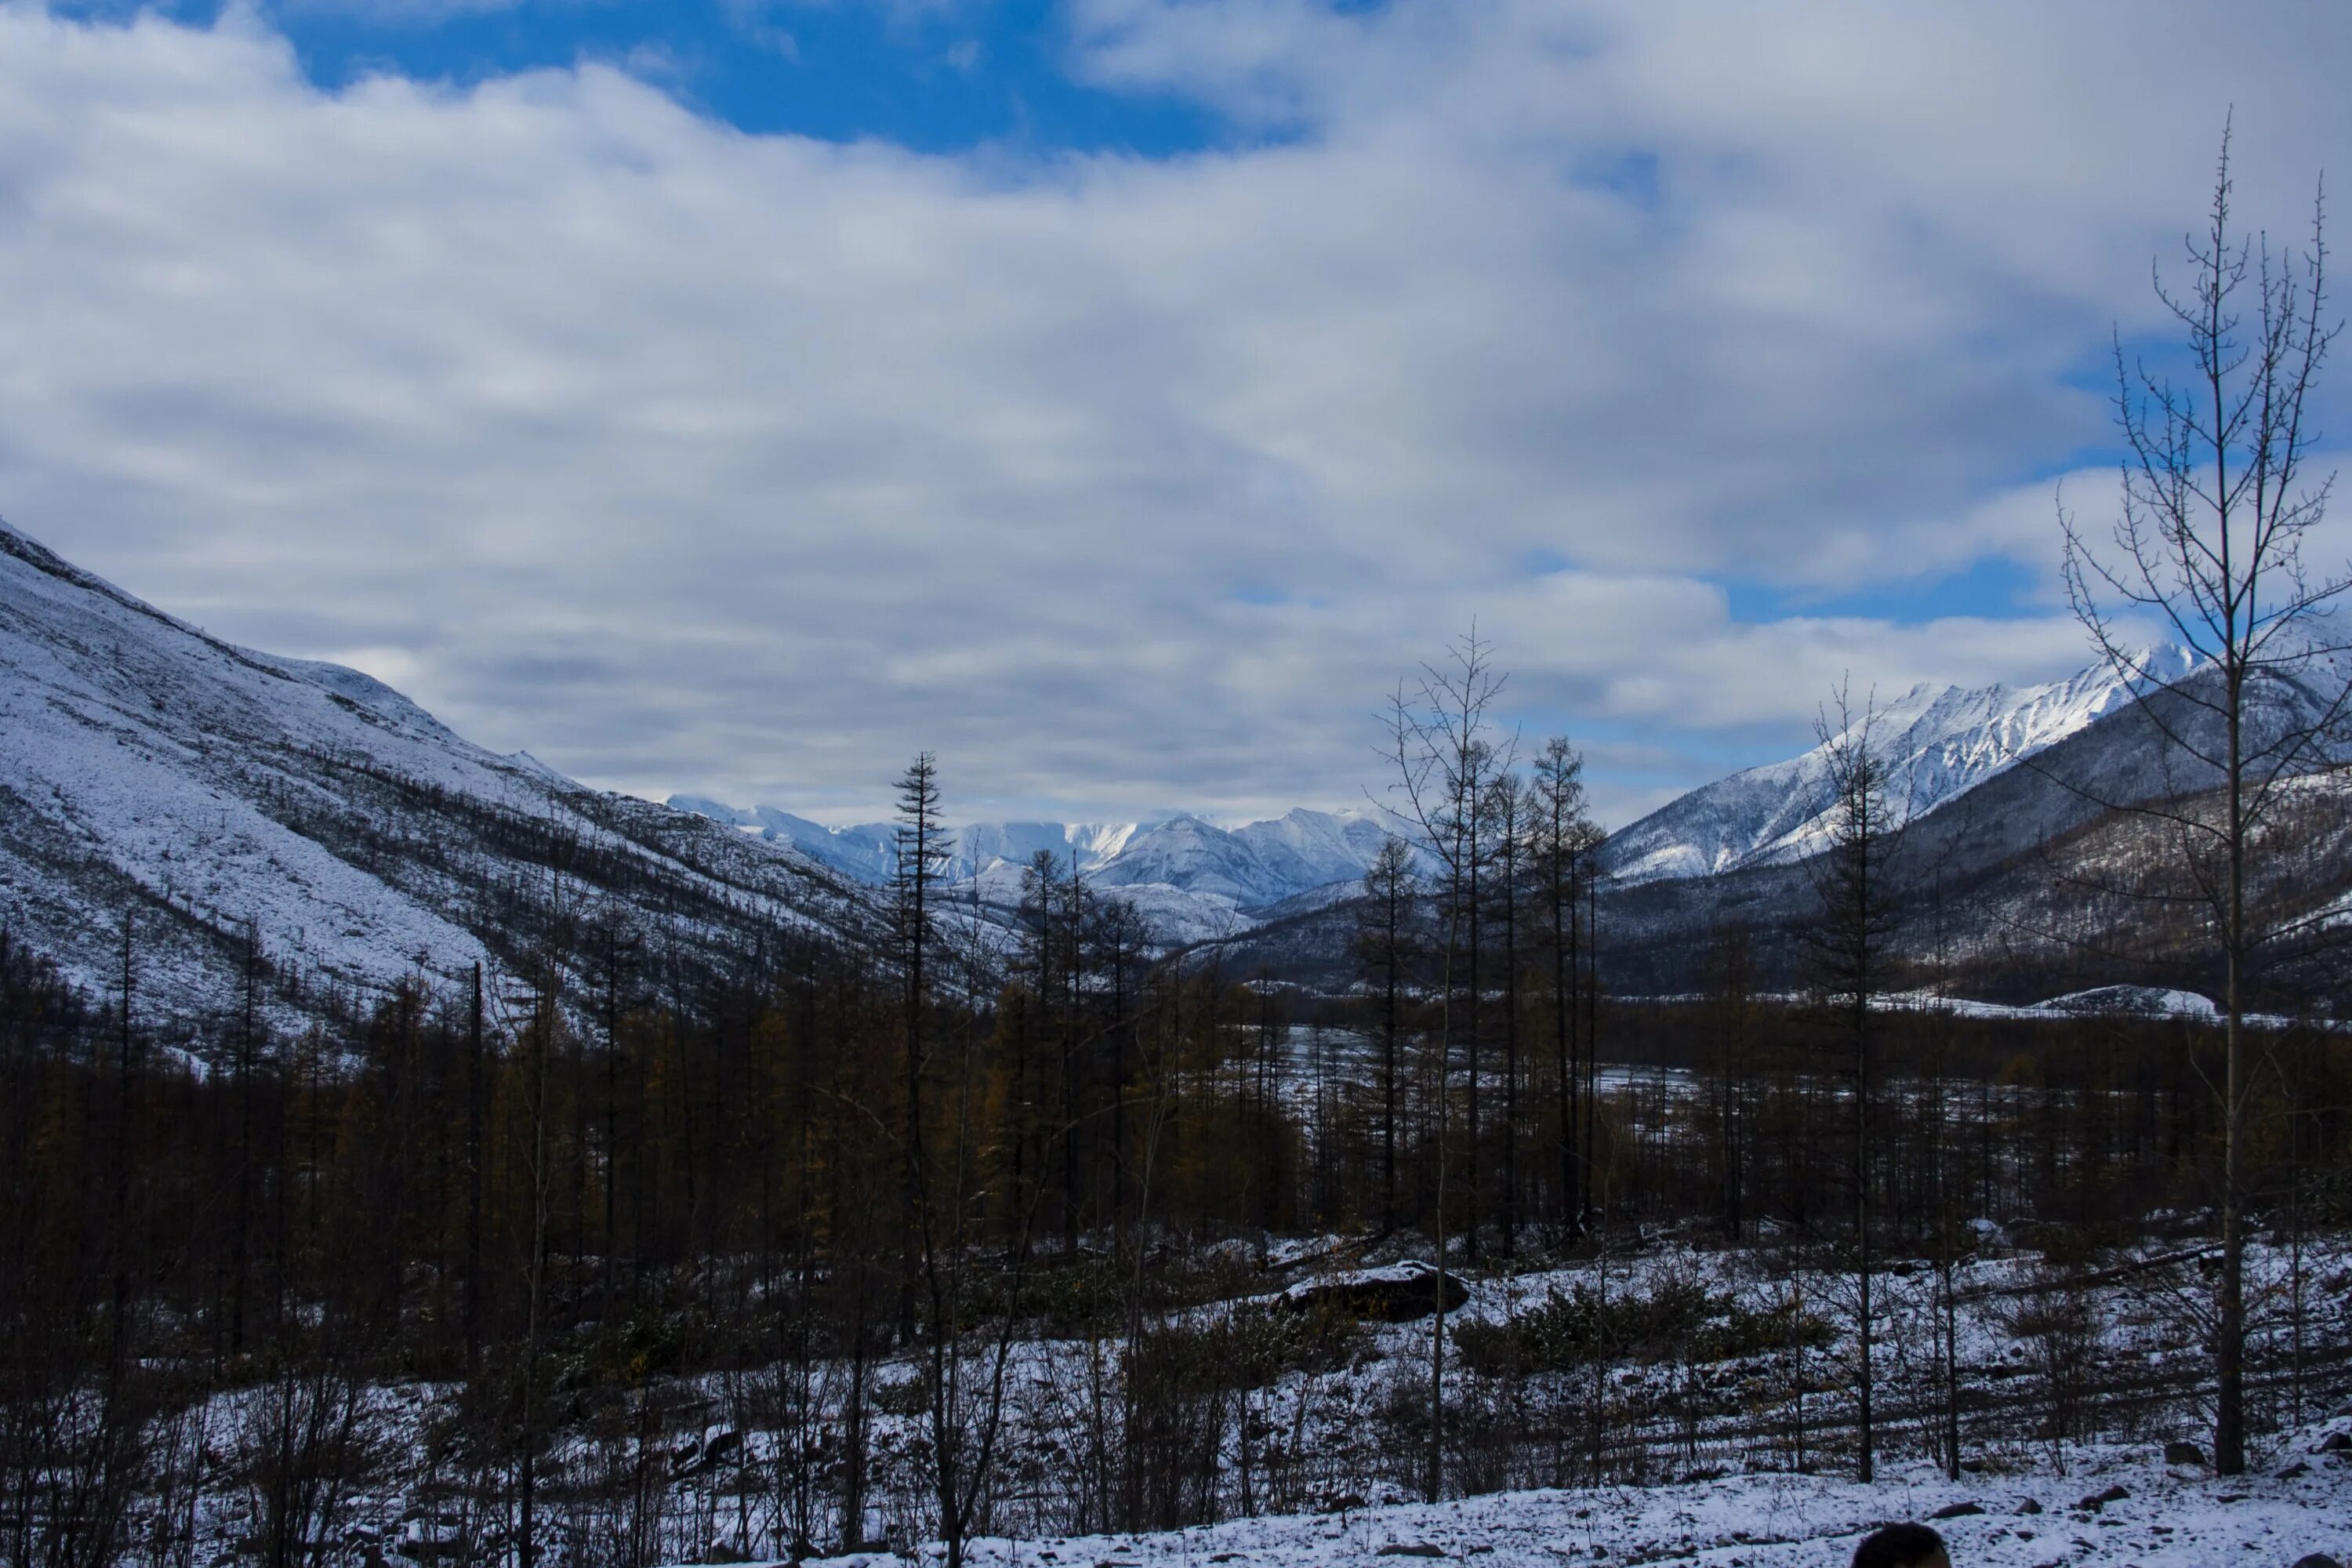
[291, 2, 1226, 156]
[3, 1, 2347, 824]
[71, 0, 1236, 155]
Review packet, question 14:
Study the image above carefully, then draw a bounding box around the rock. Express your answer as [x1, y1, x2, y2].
[1377, 1547, 1446, 1559]
[1282, 1263, 1469, 1322]
[2288, 1555, 2341, 1568]
[2278, 1461, 2311, 1479]
[2016, 1499, 2043, 1515]
[2319, 1432, 2352, 1453]
[2164, 1440, 2207, 1466]
[1929, 1502, 1984, 1519]
[2075, 1483, 2129, 1512]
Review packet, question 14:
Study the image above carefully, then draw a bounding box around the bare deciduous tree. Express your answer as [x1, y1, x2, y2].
[1802, 685, 1900, 1483]
[2058, 125, 2341, 1475]
[1379, 626, 1508, 1501]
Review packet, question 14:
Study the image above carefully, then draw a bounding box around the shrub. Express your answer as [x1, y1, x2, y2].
[1454, 1281, 1830, 1374]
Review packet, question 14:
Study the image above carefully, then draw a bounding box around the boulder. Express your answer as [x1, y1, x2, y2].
[2076, 1483, 2129, 1512]
[2164, 1440, 2208, 1467]
[1280, 1262, 1468, 1321]
[1928, 1502, 1983, 1519]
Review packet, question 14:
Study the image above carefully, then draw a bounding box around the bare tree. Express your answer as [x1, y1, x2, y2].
[1801, 685, 1900, 1483]
[1485, 771, 1526, 1258]
[1379, 626, 1507, 1500]
[1356, 835, 1419, 1236]
[2058, 126, 2341, 1475]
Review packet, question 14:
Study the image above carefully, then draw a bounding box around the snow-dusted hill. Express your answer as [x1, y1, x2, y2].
[1599, 650, 2198, 884]
[0, 521, 863, 1030]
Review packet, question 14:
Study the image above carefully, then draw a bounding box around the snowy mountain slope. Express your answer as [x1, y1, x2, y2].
[0, 522, 864, 1031]
[1231, 807, 1399, 895]
[1088, 813, 1294, 904]
[1600, 648, 2199, 884]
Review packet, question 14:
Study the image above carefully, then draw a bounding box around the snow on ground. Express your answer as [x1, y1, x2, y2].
[1618, 986, 2317, 1030]
[920, 1436, 2352, 1568]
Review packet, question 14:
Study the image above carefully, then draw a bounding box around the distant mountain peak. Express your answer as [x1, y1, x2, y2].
[1601, 645, 2198, 884]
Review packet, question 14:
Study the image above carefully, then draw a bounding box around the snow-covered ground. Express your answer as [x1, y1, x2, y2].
[927, 1435, 2352, 1568]
[82, 1230, 2348, 1568]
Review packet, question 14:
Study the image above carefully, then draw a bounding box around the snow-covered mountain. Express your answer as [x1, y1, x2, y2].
[670, 800, 1143, 888]
[672, 798, 1402, 914]
[1599, 648, 2199, 884]
[0, 521, 862, 1029]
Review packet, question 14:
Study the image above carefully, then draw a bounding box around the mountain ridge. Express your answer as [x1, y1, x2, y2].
[670, 796, 1403, 913]
[0, 520, 866, 1032]
[1598, 647, 2200, 884]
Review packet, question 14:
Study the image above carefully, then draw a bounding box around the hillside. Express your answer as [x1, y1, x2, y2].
[0, 522, 869, 1033]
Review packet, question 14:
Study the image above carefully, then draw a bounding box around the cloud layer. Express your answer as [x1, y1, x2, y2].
[0, 1, 2343, 824]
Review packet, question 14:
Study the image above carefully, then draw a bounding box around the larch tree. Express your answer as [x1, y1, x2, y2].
[2058, 127, 2342, 1475]
[893, 753, 953, 1348]
[1381, 626, 1507, 1501]
[1801, 686, 1901, 1484]
[1530, 735, 1595, 1239]
[1356, 833, 1419, 1237]
[1484, 768, 1526, 1258]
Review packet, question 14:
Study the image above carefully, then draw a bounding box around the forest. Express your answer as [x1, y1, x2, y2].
[5, 722, 2350, 1568]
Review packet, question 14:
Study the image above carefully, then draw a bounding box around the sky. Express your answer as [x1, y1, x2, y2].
[0, 1, 2346, 828]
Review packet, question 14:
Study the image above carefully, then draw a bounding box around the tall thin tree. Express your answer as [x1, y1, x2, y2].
[1801, 686, 1900, 1484]
[2058, 127, 2341, 1475]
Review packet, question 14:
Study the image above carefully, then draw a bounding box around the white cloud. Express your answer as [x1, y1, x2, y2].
[0, 1, 2342, 825]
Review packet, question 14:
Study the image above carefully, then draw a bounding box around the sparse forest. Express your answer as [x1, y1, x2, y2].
[6, 706, 2352, 1566]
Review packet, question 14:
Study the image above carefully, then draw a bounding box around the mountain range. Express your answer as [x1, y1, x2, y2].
[670, 797, 1402, 912]
[9, 518, 2346, 1022]
[682, 645, 2226, 925]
